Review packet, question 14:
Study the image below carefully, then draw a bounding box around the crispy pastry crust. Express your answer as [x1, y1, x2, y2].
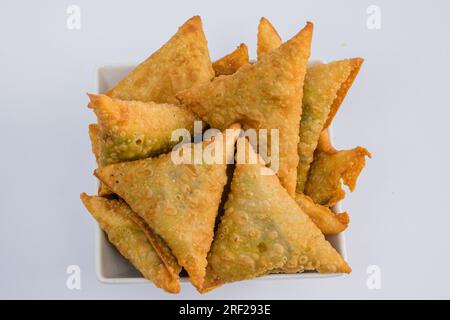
[213, 44, 249, 76]
[202, 139, 350, 293]
[177, 22, 313, 195]
[80, 194, 180, 293]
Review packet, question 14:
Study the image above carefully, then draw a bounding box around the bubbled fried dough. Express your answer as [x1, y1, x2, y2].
[177, 22, 313, 195]
[106, 16, 214, 105]
[305, 146, 371, 207]
[94, 125, 240, 291]
[213, 43, 249, 76]
[202, 139, 350, 293]
[80, 194, 180, 293]
[89, 94, 196, 166]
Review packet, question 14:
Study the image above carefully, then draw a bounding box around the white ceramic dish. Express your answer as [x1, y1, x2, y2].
[94, 63, 348, 284]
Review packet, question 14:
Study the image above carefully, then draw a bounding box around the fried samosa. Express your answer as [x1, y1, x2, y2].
[294, 193, 348, 235]
[323, 58, 364, 129]
[305, 147, 371, 206]
[177, 22, 313, 195]
[202, 139, 350, 293]
[123, 206, 181, 279]
[95, 125, 241, 290]
[88, 124, 101, 165]
[296, 59, 363, 192]
[105, 16, 214, 105]
[89, 94, 196, 166]
[316, 130, 337, 153]
[213, 44, 249, 76]
[80, 193, 180, 293]
[256, 18, 364, 192]
[88, 124, 113, 195]
[257, 17, 282, 60]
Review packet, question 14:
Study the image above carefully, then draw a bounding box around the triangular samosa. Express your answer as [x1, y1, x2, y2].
[296, 59, 363, 191]
[80, 193, 180, 293]
[95, 124, 241, 290]
[89, 94, 196, 166]
[177, 22, 313, 195]
[106, 16, 214, 105]
[305, 146, 371, 206]
[257, 17, 282, 59]
[256, 18, 364, 192]
[202, 139, 350, 292]
[213, 44, 249, 76]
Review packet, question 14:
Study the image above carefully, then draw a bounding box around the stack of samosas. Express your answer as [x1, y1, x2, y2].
[81, 16, 371, 294]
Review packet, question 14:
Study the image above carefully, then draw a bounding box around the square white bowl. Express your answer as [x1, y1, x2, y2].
[94, 63, 348, 284]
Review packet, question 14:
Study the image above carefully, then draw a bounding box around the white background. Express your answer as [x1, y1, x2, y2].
[1, 0, 450, 299]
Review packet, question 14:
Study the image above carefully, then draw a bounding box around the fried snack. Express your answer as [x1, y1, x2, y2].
[323, 58, 364, 129]
[294, 193, 348, 235]
[257, 17, 282, 59]
[177, 22, 313, 195]
[296, 59, 361, 192]
[305, 147, 371, 206]
[88, 124, 101, 164]
[213, 44, 249, 76]
[124, 208, 181, 279]
[106, 16, 214, 105]
[316, 130, 337, 153]
[89, 94, 196, 166]
[202, 139, 350, 293]
[256, 18, 365, 192]
[95, 125, 241, 290]
[80, 193, 180, 293]
[88, 124, 112, 195]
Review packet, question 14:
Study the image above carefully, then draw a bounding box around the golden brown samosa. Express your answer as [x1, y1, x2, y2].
[89, 94, 196, 166]
[294, 193, 348, 235]
[257, 17, 282, 59]
[296, 59, 363, 192]
[256, 18, 364, 192]
[122, 206, 181, 279]
[95, 125, 241, 290]
[323, 58, 364, 129]
[202, 139, 350, 293]
[177, 22, 313, 195]
[213, 44, 249, 76]
[305, 147, 371, 206]
[80, 193, 180, 293]
[316, 130, 337, 153]
[88, 124, 112, 195]
[106, 16, 214, 105]
[88, 124, 101, 165]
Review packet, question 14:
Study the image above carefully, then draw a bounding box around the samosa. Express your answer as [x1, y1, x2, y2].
[89, 94, 196, 166]
[305, 146, 371, 206]
[106, 16, 214, 105]
[88, 124, 112, 195]
[212, 44, 249, 76]
[256, 17, 364, 192]
[296, 59, 364, 191]
[202, 139, 350, 293]
[80, 194, 180, 293]
[95, 124, 241, 290]
[294, 193, 348, 235]
[177, 22, 313, 195]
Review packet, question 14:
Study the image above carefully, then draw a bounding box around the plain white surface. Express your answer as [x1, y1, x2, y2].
[1, 0, 450, 299]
